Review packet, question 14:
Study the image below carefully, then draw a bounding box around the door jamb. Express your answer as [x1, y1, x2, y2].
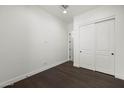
[78, 15, 116, 76]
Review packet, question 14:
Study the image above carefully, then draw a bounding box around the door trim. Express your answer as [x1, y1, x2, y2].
[79, 16, 116, 76]
[79, 15, 115, 28]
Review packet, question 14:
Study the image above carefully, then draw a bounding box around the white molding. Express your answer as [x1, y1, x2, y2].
[73, 62, 80, 68]
[78, 15, 115, 28]
[115, 74, 124, 80]
[0, 59, 68, 88]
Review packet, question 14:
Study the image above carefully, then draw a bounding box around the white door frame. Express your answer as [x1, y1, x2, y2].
[79, 16, 116, 76]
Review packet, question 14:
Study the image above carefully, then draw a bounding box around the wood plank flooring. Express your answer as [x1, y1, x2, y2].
[5, 61, 124, 88]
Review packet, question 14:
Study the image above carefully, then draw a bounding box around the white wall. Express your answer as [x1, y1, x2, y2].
[73, 6, 124, 80]
[0, 6, 68, 87]
[68, 23, 73, 32]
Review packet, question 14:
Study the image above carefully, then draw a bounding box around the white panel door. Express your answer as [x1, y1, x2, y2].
[79, 24, 95, 70]
[95, 19, 115, 75]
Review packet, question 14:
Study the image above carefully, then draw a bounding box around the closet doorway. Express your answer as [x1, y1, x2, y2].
[79, 18, 115, 75]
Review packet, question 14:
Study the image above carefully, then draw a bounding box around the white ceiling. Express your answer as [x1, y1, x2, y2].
[41, 5, 99, 23]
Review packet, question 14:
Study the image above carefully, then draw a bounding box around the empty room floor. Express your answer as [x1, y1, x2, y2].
[5, 61, 124, 88]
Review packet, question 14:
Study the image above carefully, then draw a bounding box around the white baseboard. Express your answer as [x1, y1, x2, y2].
[73, 64, 124, 81]
[0, 59, 68, 88]
[73, 62, 80, 68]
[115, 74, 124, 80]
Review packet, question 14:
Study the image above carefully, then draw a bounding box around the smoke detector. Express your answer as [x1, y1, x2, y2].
[61, 5, 69, 14]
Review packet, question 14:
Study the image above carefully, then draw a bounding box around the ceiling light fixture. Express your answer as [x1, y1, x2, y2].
[61, 5, 69, 14]
[63, 10, 67, 14]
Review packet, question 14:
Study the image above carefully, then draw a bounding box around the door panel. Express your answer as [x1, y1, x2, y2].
[96, 22, 109, 50]
[79, 24, 95, 70]
[95, 19, 115, 75]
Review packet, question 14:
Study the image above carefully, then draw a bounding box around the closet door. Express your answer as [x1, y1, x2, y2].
[95, 19, 115, 75]
[79, 24, 95, 70]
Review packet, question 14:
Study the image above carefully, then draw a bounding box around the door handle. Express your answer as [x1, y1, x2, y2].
[111, 53, 114, 55]
[80, 51, 82, 53]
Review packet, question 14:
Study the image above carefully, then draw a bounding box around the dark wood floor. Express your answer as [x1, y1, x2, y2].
[5, 61, 124, 88]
